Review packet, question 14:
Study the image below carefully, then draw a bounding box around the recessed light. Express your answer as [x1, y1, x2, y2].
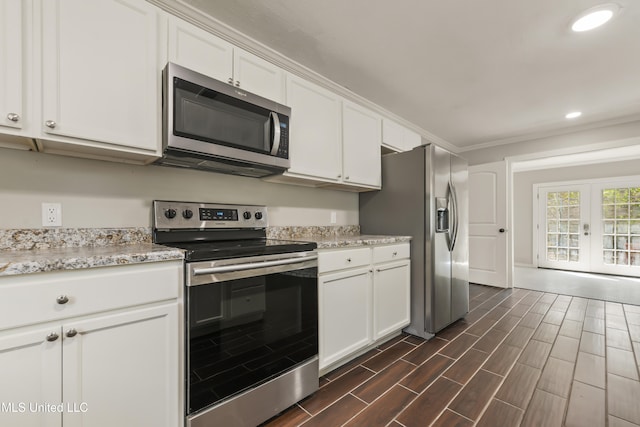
[571, 4, 620, 32]
[565, 111, 582, 119]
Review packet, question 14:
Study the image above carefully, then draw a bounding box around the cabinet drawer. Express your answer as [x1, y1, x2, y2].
[318, 247, 371, 273]
[0, 261, 181, 331]
[373, 243, 410, 264]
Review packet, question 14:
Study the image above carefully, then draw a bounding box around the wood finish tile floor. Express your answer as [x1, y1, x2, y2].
[262, 284, 640, 427]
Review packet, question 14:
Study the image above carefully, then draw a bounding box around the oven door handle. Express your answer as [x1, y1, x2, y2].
[193, 254, 318, 276]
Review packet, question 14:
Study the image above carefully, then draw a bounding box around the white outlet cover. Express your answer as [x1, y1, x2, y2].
[42, 203, 62, 227]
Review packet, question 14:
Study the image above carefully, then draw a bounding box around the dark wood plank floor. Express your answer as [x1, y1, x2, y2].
[262, 284, 640, 427]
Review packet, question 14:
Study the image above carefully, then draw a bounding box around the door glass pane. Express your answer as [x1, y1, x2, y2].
[601, 186, 640, 267]
[546, 191, 580, 263]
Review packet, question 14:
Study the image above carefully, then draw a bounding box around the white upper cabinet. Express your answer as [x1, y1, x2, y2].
[342, 100, 381, 188]
[0, 0, 24, 133]
[382, 118, 422, 152]
[168, 17, 285, 103]
[168, 17, 234, 83]
[233, 48, 285, 103]
[39, 0, 161, 156]
[284, 74, 342, 181]
[0, 0, 36, 151]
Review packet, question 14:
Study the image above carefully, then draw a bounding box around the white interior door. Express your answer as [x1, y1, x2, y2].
[469, 161, 508, 287]
[538, 185, 591, 272]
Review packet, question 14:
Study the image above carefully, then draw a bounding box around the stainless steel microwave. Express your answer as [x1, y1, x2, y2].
[154, 62, 291, 178]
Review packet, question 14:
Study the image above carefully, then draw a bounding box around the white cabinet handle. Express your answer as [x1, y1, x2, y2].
[7, 113, 19, 122]
[45, 120, 56, 129]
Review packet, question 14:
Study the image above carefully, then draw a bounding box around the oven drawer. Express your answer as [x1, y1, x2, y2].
[373, 243, 410, 264]
[318, 247, 371, 273]
[0, 261, 181, 331]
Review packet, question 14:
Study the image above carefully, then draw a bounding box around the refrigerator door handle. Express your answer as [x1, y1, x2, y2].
[449, 181, 459, 252]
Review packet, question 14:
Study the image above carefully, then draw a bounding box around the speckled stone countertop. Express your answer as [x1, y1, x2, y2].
[266, 226, 411, 249]
[0, 228, 183, 277]
[302, 234, 412, 249]
[0, 226, 410, 277]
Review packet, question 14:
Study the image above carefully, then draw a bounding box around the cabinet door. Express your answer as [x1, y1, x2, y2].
[373, 260, 410, 340]
[41, 0, 160, 152]
[0, 326, 62, 427]
[319, 268, 372, 369]
[0, 0, 23, 132]
[342, 101, 381, 188]
[168, 16, 234, 83]
[62, 304, 179, 427]
[285, 75, 342, 181]
[233, 48, 285, 103]
[381, 119, 404, 152]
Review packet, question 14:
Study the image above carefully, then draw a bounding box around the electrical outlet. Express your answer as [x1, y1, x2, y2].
[42, 203, 62, 227]
[330, 211, 337, 224]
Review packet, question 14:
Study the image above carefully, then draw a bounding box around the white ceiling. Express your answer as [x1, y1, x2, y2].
[180, 0, 640, 151]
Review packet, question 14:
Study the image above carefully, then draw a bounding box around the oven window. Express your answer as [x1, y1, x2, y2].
[173, 78, 271, 154]
[187, 267, 318, 413]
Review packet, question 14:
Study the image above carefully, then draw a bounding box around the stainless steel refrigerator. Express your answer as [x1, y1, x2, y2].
[359, 144, 469, 339]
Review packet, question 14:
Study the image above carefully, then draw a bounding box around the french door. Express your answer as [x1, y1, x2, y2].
[538, 185, 591, 271]
[537, 180, 640, 276]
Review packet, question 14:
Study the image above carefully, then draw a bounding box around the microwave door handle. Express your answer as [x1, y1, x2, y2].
[269, 112, 281, 156]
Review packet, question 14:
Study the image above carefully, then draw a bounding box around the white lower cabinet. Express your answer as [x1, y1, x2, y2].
[0, 261, 182, 427]
[319, 266, 372, 369]
[318, 243, 410, 373]
[373, 260, 411, 340]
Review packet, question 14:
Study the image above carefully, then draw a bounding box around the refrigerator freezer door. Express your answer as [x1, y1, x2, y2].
[451, 153, 470, 322]
[432, 146, 452, 332]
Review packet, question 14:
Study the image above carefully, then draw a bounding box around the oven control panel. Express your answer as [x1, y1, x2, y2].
[153, 200, 267, 229]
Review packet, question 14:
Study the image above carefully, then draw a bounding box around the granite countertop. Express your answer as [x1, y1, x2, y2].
[0, 226, 410, 277]
[0, 243, 184, 277]
[299, 234, 412, 249]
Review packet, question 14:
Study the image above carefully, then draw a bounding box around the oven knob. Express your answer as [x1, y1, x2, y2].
[254, 212, 263, 220]
[183, 209, 193, 219]
[243, 211, 252, 220]
[164, 209, 177, 219]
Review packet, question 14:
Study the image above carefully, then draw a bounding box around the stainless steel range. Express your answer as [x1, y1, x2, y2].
[152, 201, 319, 427]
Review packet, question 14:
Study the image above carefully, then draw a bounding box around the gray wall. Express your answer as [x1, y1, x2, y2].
[0, 145, 359, 229]
[514, 159, 640, 265]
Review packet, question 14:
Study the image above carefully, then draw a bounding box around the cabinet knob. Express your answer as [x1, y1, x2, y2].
[235, 80, 240, 87]
[45, 120, 57, 129]
[346, 258, 352, 262]
[6, 113, 19, 122]
[56, 295, 69, 305]
[46, 332, 59, 342]
[65, 328, 78, 338]
[393, 251, 398, 256]
[227, 77, 233, 84]
[337, 174, 342, 178]
[345, 176, 350, 180]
